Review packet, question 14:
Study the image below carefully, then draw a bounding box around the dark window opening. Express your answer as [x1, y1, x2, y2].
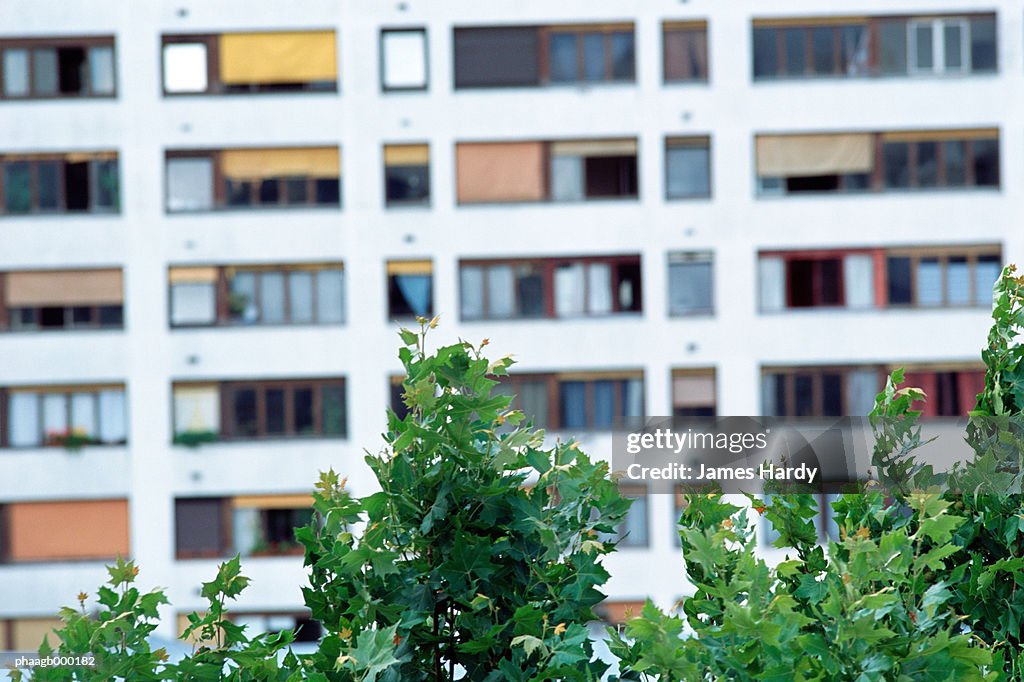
[63, 161, 90, 210]
[584, 155, 637, 197]
[786, 175, 840, 193]
[57, 47, 86, 94]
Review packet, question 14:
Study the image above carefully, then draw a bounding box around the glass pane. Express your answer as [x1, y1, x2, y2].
[560, 381, 588, 428]
[593, 381, 615, 428]
[619, 493, 647, 546]
[888, 254, 913, 303]
[98, 389, 127, 444]
[385, 164, 429, 204]
[970, 16, 997, 72]
[98, 305, 123, 327]
[550, 155, 584, 202]
[914, 24, 934, 70]
[944, 140, 966, 186]
[487, 265, 515, 318]
[258, 179, 280, 204]
[292, 385, 311, 432]
[88, 45, 115, 94]
[819, 259, 842, 305]
[232, 389, 258, 436]
[783, 28, 805, 75]
[71, 306, 93, 327]
[3, 48, 29, 96]
[316, 268, 345, 323]
[321, 386, 346, 436]
[975, 256, 1001, 306]
[666, 145, 710, 198]
[459, 266, 484, 319]
[315, 178, 340, 204]
[163, 43, 208, 93]
[752, 28, 778, 78]
[840, 25, 870, 75]
[917, 142, 938, 187]
[794, 375, 814, 416]
[587, 263, 613, 314]
[822, 374, 842, 417]
[554, 263, 585, 317]
[9, 393, 40, 447]
[947, 257, 970, 305]
[229, 272, 258, 322]
[582, 34, 605, 81]
[610, 32, 634, 80]
[811, 27, 833, 74]
[916, 258, 943, 306]
[882, 142, 910, 189]
[943, 23, 963, 70]
[518, 381, 549, 428]
[878, 20, 908, 74]
[42, 393, 67, 438]
[70, 393, 96, 437]
[260, 272, 286, 323]
[32, 48, 58, 94]
[226, 179, 253, 206]
[517, 267, 545, 317]
[972, 139, 1000, 187]
[289, 271, 314, 323]
[284, 178, 307, 204]
[669, 262, 712, 314]
[549, 33, 577, 82]
[166, 157, 213, 211]
[265, 389, 286, 435]
[36, 161, 60, 210]
[382, 30, 427, 89]
[95, 159, 118, 209]
[4, 161, 32, 213]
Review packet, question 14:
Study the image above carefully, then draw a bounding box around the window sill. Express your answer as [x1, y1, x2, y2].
[162, 87, 339, 98]
[173, 435, 348, 447]
[169, 321, 346, 331]
[1, 442, 127, 452]
[461, 312, 644, 323]
[667, 310, 715, 318]
[752, 71, 999, 84]
[756, 187, 1001, 199]
[0, 209, 121, 218]
[1, 326, 124, 334]
[166, 203, 341, 215]
[457, 196, 640, 208]
[1, 93, 118, 102]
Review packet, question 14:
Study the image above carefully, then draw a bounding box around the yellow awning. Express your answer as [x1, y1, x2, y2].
[551, 139, 638, 157]
[387, 260, 432, 275]
[384, 144, 429, 166]
[881, 128, 999, 143]
[756, 133, 873, 177]
[221, 147, 340, 180]
[169, 267, 218, 284]
[219, 31, 337, 84]
[232, 494, 313, 509]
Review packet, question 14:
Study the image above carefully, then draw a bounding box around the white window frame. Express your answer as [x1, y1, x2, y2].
[907, 18, 970, 75]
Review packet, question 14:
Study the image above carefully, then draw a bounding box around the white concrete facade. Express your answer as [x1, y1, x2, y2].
[0, 0, 1021, 639]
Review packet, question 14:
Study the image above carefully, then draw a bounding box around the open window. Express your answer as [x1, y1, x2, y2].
[1, 152, 118, 214]
[762, 367, 881, 417]
[662, 21, 708, 82]
[1, 269, 124, 331]
[1, 38, 115, 98]
[383, 144, 430, 206]
[232, 495, 313, 556]
[162, 31, 337, 95]
[387, 260, 433, 319]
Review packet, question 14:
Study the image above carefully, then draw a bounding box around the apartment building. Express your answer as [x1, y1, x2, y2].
[1, 0, 1021, 647]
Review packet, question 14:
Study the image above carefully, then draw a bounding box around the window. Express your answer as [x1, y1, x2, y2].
[672, 370, 716, 417]
[665, 137, 711, 199]
[668, 252, 713, 315]
[760, 252, 875, 311]
[232, 613, 322, 643]
[544, 26, 634, 84]
[175, 498, 228, 558]
[165, 148, 341, 212]
[900, 366, 985, 417]
[169, 264, 344, 327]
[381, 29, 427, 91]
[885, 248, 1001, 308]
[162, 31, 337, 95]
[452, 24, 634, 89]
[456, 139, 638, 204]
[4, 386, 126, 448]
[387, 260, 433, 319]
[752, 14, 995, 80]
[501, 372, 643, 431]
[614, 485, 648, 547]
[383, 144, 430, 206]
[232, 495, 313, 556]
[0, 618, 64, 650]
[0, 269, 124, 332]
[0, 500, 129, 563]
[756, 130, 999, 195]
[0, 152, 118, 215]
[1, 38, 115, 98]
[762, 367, 881, 417]
[595, 600, 646, 626]
[460, 255, 641, 321]
[663, 21, 708, 82]
[173, 379, 346, 443]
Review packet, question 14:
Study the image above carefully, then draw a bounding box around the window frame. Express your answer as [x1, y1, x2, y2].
[1, 385, 127, 449]
[0, 36, 117, 99]
[539, 24, 636, 85]
[662, 21, 709, 83]
[379, 27, 429, 92]
[174, 497, 231, 559]
[218, 379, 348, 441]
[664, 136, 712, 200]
[667, 251, 715, 316]
[0, 270, 125, 333]
[382, 143, 431, 207]
[907, 17, 970, 75]
[0, 152, 120, 216]
[884, 246, 1002, 308]
[762, 366, 883, 417]
[501, 370, 644, 431]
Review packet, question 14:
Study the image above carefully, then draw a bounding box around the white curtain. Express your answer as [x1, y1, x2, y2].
[260, 272, 286, 323]
[847, 370, 880, 416]
[8, 393, 39, 447]
[550, 155, 583, 202]
[947, 259, 970, 305]
[459, 266, 484, 319]
[88, 45, 116, 94]
[70, 393, 96, 437]
[163, 43, 208, 93]
[758, 257, 785, 312]
[3, 48, 29, 96]
[42, 394, 67, 437]
[171, 283, 216, 325]
[916, 260, 943, 306]
[587, 263, 613, 314]
[174, 387, 220, 435]
[289, 271, 314, 323]
[487, 266, 515, 318]
[843, 254, 875, 308]
[233, 508, 260, 556]
[98, 390, 127, 444]
[554, 264, 585, 317]
[624, 379, 644, 417]
[316, 268, 345, 323]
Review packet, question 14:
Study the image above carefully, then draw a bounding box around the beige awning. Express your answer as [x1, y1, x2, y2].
[384, 144, 429, 166]
[673, 375, 716, 407]
[6, 269, 123, 306]
[881, 128, 999, 143]
[233, 494, 313, 509]
[551, 139, 638, 157]
[756, 133, 873, 177]
[387, 260, 432, 275]
[169, 267, 218, 284]
[221, 147, 340, 180]
[219, 31, 337, 84]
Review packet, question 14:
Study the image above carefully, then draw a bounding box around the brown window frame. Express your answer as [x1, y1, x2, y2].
[0, 36, 116, 99]
[459, 254, 642, 321]
[539, 24, 636, 85]
[884, 246, 1002, 308]
[763, 366, 884, 417]
[174, 497, 231, 559]
[502, 371, 644, 431]
[0, 271, 125, 333]
[1, 385, 128, 448]
[160, 33, 338, 96]
[0, 152, 120, 216]
[896, 363, 985, 417]
[662, 21, 709, 83]
[219, 379, 347, 441]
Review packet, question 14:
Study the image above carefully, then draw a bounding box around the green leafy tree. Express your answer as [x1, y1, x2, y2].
[298, 321, 631, 680]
